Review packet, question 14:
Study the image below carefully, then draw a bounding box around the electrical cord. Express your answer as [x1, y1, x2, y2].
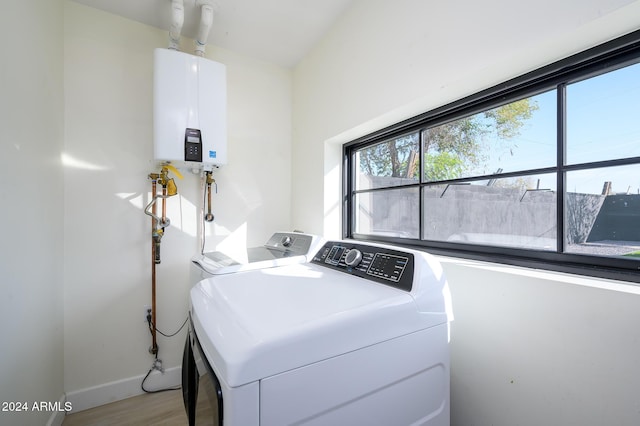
[141, 315, 189, 394]
[149, 316, 189, 338]
[141, 365, 181, 394]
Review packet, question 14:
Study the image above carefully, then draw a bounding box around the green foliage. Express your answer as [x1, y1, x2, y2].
[484, 98, 538, 139]
[358, 98, 539, 181]
[423, 152, 465, 181]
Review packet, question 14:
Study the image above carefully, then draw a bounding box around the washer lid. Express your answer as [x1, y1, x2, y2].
[191, 263, 439, 388]
[192, 232, 324, 275]
[192, 249, 308, 275]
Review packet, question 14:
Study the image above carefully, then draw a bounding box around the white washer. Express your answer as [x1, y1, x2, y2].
[190, 231, 324, 281]
[182, 240, 454, 426]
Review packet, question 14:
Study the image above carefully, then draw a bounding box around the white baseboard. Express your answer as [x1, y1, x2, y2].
[46, 395, 67, 426]
[65, 366, 181, 414]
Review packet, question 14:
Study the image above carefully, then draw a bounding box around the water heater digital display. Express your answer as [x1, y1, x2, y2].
[153, 48, 227, 170]
[184, 128, 202, 162]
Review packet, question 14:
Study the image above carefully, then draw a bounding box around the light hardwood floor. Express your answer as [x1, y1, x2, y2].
[62, 390, 187, 426]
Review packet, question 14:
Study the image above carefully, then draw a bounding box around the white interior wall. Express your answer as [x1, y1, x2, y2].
[443, 259, 640, 425]
[0, 2, 65, 426]
[292, 0, 640, 424]
[63, 1, 292, 409]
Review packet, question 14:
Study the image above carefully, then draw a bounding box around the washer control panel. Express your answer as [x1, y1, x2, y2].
[311, 241, 414, 292]
[265, 232, 315, 254]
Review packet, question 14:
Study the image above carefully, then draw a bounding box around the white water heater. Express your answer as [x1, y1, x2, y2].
[153, 48, 227, 170]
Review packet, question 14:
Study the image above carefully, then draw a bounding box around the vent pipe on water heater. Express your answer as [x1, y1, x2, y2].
[195, 2, 215, 56]
[168, 0, 184, 50]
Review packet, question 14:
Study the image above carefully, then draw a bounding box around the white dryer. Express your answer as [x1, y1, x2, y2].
[182, 240, 453, 426]
[190, 231, 324, 281]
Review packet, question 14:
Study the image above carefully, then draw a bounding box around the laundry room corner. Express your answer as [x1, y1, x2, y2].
[62, 0, 294, 410]
[5, 0, 640, 424]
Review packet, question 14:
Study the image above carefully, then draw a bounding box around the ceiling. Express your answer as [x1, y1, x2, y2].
[70, 0, 353, 68]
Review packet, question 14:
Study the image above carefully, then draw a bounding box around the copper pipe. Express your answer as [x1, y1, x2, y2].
[149, 175, 159, 356]
[162, 185, 167, 225]
[208, 182, 212, 213]
[205, 171, 215, 222]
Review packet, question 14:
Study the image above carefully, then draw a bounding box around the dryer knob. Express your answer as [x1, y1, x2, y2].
[345, 249, 362, 267]
[281, 236, 292, 247]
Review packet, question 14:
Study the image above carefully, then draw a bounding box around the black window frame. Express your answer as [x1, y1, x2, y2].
[343, 29, 640, 284]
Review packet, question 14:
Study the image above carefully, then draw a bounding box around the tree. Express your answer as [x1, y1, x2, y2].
[359, 98, 539, 181]
[358, 132, 418, 178]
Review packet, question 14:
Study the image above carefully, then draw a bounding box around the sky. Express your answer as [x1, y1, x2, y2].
[483, 61, 640, 195]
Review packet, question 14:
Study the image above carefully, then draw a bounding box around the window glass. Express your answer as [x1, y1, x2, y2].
[355, 132, 419, 190]
[422, 91, 556, 182]
[355, 187, 419, 238]
[566, 62, 640, 165]
[344, 32, 640, 279]
[565, 164, 640, 258]
[422, 174, 557, 250]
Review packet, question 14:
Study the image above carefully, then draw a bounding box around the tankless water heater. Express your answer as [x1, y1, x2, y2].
[153, 48, 227, 170]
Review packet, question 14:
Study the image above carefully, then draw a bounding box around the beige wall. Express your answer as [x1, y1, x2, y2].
[0, 1, 65, 425]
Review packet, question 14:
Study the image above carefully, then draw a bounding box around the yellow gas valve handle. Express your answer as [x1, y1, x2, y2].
[164, 164, 183, 180]
[166, 178, 178, 196]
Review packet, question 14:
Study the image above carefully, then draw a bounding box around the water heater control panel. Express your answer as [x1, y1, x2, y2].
[184, 128, 203, 162]
[311, 241, 415, 292]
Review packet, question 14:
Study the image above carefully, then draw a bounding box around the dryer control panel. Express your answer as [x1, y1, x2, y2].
[311, 241, 414, 292]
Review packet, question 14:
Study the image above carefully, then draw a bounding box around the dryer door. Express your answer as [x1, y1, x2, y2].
[194, 330, 223, 426]
[182, 317, 223, 426]
[182, 334, 197, 424]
